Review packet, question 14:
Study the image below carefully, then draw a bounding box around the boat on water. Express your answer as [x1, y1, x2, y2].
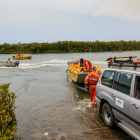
[0, 61, 19, 67]
[13, 53, 32, 60]
[67, 57, 105, 85]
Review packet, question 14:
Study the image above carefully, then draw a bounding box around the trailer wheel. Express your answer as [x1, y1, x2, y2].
[102, 103, 114, 128]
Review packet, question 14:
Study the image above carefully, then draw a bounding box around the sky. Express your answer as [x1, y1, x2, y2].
[0, 0, 140, 44]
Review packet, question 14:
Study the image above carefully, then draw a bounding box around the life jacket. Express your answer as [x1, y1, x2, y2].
[84, 61, 89, 72]
[84, 60, 92, 72]
[82, 58, 92, 72]
[85, 71, 100, 86]
[83, 59, 86, 66]
[88, 61, 92, 72]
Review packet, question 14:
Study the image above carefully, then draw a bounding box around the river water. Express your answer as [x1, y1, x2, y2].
[0, 51, 139, 140]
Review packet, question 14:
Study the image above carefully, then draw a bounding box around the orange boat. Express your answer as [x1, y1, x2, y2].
[13, 53, 32, 60]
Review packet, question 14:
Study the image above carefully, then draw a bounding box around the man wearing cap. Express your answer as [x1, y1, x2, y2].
[84, 66, 100, 107]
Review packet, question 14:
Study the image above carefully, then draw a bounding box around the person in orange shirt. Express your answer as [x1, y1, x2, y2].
[82, 58, 86, 68]
[18, 52, 20, 57]
[82, 59, 92, 72]
[88, 61, 92, 72]
[85, 60, 90, 72]
[85, 66, 100, 107]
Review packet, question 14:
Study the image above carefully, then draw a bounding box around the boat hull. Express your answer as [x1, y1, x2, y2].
[0, 61, 19, 67]
[13, 55, 32, 60]
[67, 68, 88, 84]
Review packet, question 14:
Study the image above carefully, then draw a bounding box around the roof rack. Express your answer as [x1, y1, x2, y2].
[107, 56, 140, 70]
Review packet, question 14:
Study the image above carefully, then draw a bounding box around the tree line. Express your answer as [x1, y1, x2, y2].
[0, 40, 140, 54]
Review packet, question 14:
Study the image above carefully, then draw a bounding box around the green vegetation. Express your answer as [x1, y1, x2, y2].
[0, 83, 17, 140]
[0, 40, 140, 54]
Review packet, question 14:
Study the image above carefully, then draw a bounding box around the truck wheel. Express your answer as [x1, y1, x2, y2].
[102, 103, 114, 128]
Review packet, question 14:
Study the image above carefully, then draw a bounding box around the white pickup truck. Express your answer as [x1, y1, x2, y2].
[95, 57, 140, 140]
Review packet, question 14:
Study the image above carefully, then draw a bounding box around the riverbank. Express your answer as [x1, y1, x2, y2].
[0, 40, 140, 54]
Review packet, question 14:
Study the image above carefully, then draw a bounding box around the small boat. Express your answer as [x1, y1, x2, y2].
[0, 61, 19, 67]
[67, 57, 105, 84]
[13, 54, 32, 60]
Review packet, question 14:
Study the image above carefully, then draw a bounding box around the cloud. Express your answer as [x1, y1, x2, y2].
[91, 0, 140, 21]
[0, 0, 140, 28]
[50, 0, 140, 21]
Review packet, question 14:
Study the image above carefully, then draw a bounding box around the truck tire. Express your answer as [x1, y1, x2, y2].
[102, 103, 114, 128]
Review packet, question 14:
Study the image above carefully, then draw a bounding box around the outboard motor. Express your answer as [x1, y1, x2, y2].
[15, 61, 19, 66]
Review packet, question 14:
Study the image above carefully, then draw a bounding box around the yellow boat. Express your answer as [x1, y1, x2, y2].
[13, 54, 32, 60]
[67, 57, 106, 84]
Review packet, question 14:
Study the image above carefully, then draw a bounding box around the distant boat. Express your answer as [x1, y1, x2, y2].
[13, 54, 32, 60]
[0, 61, 19, 67]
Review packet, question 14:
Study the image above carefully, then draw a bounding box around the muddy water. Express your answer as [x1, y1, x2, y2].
[0, 52, 138, 139]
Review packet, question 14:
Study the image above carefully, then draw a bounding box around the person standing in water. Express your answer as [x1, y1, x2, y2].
[84, 66, 100, 107]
